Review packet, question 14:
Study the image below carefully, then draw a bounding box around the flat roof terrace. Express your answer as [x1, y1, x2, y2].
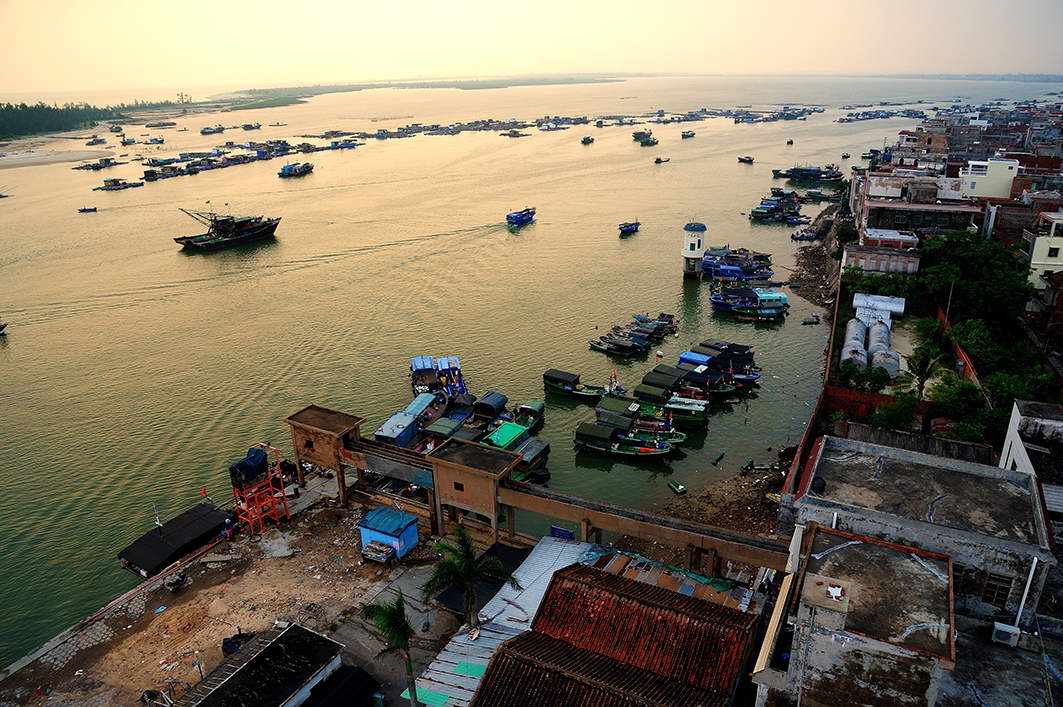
[803, 528, 954, 661]
[808, 437, 1042, 545]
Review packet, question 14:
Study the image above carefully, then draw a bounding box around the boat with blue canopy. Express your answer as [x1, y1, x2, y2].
[506, 207, 535, 226]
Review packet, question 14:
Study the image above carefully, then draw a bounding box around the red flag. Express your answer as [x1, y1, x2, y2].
[206, 200, 210, 204]
[200, 488, 206, 496]
[224, 203, 228, 206]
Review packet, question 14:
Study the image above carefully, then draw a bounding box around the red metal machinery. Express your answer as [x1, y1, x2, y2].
[231, 443, 290, 534]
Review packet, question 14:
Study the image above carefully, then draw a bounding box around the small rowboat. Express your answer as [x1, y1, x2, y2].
[668, 479, 687, 495]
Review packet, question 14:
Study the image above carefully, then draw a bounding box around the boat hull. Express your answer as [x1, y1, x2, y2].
[174, 218, 281, 251]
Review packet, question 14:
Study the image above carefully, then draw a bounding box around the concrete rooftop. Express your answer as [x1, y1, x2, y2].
[803, 529, 953, 661]
[808, 437, 1044, 546]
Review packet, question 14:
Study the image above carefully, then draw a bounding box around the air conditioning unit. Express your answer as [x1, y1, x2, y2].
[992, 622, 1020, 647]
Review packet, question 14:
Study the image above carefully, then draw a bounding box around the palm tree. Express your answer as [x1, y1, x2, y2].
[420, 524, 522, 630]
[360, 588, 421, 707]
[902, 345, 947, 401]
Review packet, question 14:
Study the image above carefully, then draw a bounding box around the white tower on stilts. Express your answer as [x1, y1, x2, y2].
[682, 222, 706, 278]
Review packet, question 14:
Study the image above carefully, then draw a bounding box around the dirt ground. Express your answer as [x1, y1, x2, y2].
[613, 457, 789, 568]
[0, 503, 443, 705]
[1, 468, 793, 705]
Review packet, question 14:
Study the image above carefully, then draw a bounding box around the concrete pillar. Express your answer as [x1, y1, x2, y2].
[507, 506, 516, 538]
[580, 519, 593, 543]
[594, 528, 603, 544]
[336, 466, 347, 507]
[684, 544, 696, 571]
[356, 467, 366, 486]
[705, 548, 718, 578]
[490, 508, 498, 542]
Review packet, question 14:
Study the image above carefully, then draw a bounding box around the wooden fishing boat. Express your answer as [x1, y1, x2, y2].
[543, 369, 620, 399]
[574, 422, 671, 457]
[737, 155, 754, 164]
[668, 479, 687, 494]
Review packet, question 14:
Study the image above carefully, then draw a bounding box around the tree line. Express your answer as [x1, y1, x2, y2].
[0, 96, 193, 141]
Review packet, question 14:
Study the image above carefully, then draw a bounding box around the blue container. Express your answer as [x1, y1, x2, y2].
[374, 411, 418, 448]
[358, 506, 419, 560]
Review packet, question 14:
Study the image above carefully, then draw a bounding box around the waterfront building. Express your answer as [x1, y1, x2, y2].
[959, 157, 1020, 199]
[792, 436, 1055, 629]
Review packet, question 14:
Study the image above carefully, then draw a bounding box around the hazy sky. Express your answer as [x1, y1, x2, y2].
[2, 0, 1062, 100]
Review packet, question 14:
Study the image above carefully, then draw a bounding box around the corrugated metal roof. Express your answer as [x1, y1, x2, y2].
[531, 564, 756, 694]
[1043, 483, 1063, 514]
[470, 631, 728, 707]
[414, 537, 592, 706]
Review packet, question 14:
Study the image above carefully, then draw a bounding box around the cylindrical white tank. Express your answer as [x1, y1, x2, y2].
[867, 321, 891, 356]
[840, 344, 868, 371]
[843, 319, 867, 350]
[853, 293, 906, 315]
[870, 350, 901, 378]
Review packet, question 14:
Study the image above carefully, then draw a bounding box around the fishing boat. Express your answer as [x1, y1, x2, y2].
[278, 162, 313, 178]
[543, 369, 620, 399]
[618, 221, 641, 234]
[512, 400, 545, 432]
[732, 306, 786, 322]
[86, 136, 106, 146]
[681, 131, 695, 138]
[632, 130, 653, 140]
[574, 422, 672, 457]
[0, 318, 6, 335]
[640, 137, 659, 146]
[506, 207, 535, 226]
[173, 208, 281, 251]
[667, 479, 687, 494]
[200, 125, 225, 135]
[791, 230, 818, 241]
[589, 338, 639, 357]
[841, 152, 850, 159]
[786, 139, 794, 145]
[93, 178, 144, 191]
[242, 123, 262, 131]
[581, 136, 594, 145]
[801, 314, 821, 325]
[772, 165, 843, 183]
[78, 206, 97, 213]
[410, 356, 466, 396]
[482, 421, 531, 455]
[737, 155, 754, 164]
[654, 157, 670, 164]
[120, 137, 136, 146]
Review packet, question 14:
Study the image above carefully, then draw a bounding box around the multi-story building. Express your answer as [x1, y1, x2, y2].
[959, 157, 1019, 198]
[1019, 211, 1063, 292]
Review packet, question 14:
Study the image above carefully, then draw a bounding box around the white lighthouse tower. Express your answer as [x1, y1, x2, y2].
[682, 222, 706, 278]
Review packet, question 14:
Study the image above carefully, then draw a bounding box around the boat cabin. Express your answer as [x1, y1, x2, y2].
[483, 422, 530, 452]
[374, 411, 418, 448]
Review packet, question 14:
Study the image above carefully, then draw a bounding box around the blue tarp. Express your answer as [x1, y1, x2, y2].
[404, 393, 436, 418]
[474, 391, 508, 416]
[411, 356, 434, 373]
[358, 505, 419, 536]
[436, 356, 460, 373]
[678, 351, 713, 367]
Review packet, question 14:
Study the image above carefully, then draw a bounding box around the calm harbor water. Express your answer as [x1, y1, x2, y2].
[2, 75, 1060, 667]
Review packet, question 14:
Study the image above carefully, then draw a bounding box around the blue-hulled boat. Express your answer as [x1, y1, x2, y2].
[278, 162, 313, 178]
[619, 221, 640, 234]
[506, 207, 535, 226]
[411, 356, 467, 396]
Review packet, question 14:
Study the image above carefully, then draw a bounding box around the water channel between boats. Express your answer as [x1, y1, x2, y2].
[2, 75, 1057, 666]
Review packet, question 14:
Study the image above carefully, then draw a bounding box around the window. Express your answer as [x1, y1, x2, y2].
[894, 213, 908, 225]
[1050, 247, 1060, 258]
[970, 181, 977, 190]
[303, 439, 314, 450]
[912, 214, 923, 226]
[690, 243, 696, 251]
[982, 573, 1013, 609]
[453, 482, 464, 492]
[936, 215, 949, 226]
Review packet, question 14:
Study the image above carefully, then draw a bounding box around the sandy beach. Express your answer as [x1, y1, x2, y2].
[0, 148, 116, 170]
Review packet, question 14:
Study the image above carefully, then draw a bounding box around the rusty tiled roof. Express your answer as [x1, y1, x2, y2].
[470, 631, 728, 707]
[530, 564, 756, 694]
